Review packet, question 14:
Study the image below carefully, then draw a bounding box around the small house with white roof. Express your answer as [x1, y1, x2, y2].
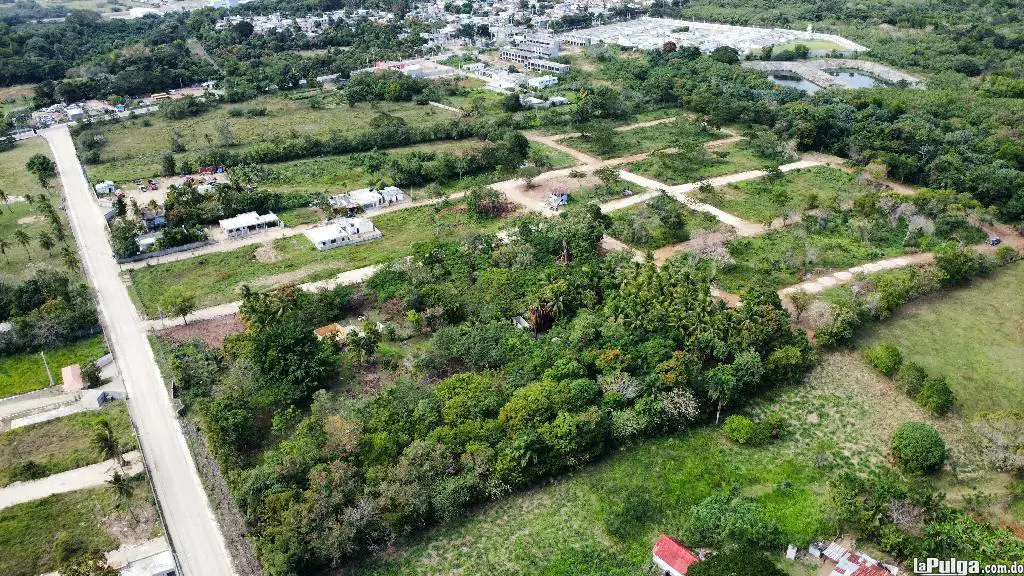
[218, 212, 281, 238]
[304, 217, 382, 250]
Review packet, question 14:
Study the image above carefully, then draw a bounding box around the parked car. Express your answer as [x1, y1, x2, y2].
[986, 237, 1002, 246]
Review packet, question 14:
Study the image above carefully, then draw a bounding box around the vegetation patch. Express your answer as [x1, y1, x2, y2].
[626, 138, 792, 186]
[0, 402, 136, 486]
[563, 119, 727, 159]
[0, 336, 107, 399]
[608, 193, 724, 250]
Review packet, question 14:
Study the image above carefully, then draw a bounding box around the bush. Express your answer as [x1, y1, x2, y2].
[894, 362, 928, 397]
[723, 415, 755, 444]
[688, 546, 786, 576]
[602, 488, 655, 540]
[752, 413, 787, 444]
[891, 422, 947, 473]
[994, 245, 1020, 265]
[917, 376, 956, 416]
[864, 343, 903, 376]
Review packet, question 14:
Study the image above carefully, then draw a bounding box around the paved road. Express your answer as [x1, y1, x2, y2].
[0, 451, 142, 510]
[41, 127, 236, 576]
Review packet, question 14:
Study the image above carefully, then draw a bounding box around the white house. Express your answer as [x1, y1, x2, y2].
[65, 106, 85, 121]
[329, 187, 405, 211]
[462, 62, 486, 72]
[94, 181, 116, 196]
[528, 75, 559, 89]
[218, 212, 282, 238]
[304, 217, 383, 250]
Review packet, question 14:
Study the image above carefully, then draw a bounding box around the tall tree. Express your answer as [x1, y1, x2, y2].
[108, 471, 138, 521]
[92, 419, 125, 467]
[38, 230, 55, 255]
[13, 229, 31, 260]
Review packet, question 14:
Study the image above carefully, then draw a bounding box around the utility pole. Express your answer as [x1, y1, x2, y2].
[40, 351, 55, 387]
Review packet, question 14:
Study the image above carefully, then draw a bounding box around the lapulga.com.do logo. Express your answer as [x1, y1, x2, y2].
[914, 557, 1024, 575]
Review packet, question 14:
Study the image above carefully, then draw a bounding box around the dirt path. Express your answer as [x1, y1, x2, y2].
[600, 235, 644, 262]
[778, 253, 936, 297]
[0, 451, 143, 510]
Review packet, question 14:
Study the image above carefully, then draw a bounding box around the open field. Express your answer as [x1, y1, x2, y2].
[352, 351, 1013, 576]
[0, 336, 107, 399]
[84, 97, 459, 183]
[712, 166, 873, 225]
[0, 84, 34, 118]
[0, 477, 162, 576]
[0, 401, 136, 487]
[715, 218, 908, 292]
[562, 120, 727, 159]
[608, 194, 725, 250]
[626, 140, 787, 186]
[858, 262, 1024, 417]
[0, 137, 80, 282]
[128, 204, 509, 317]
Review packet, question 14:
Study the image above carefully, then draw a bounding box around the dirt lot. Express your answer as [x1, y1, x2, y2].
[155, 314, 246, 349]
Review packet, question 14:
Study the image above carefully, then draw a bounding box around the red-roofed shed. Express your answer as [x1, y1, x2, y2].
[652, 535, 700, 576]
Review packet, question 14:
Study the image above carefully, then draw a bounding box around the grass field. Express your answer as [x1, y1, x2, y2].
[715, 218, 907, 293]
[626, 140, 787, 186]
[859, 261, 1024, 417]
[608, 195, 725, 250]
[0, 402, 136, 487]
[129, 204, 509, 317]
[0, 84, 34, 118]
[562, 120, 727, 159]
[0, 336, 107, 399]
[0, 477, 161, 576]
[352, 350, 1013, 576]
[85, 97, 459, 183]
[712, 166, 873, 225]
[0, 137, 81, 283]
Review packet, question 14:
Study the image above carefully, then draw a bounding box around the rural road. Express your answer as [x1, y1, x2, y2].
[41, 127, 237, 576]
[0, 451, 143, 510]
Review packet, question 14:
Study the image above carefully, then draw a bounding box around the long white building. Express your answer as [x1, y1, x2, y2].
[304, 217, 383, 250]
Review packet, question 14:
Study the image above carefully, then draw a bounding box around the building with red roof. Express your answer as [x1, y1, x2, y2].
[652, 535, 701, 576]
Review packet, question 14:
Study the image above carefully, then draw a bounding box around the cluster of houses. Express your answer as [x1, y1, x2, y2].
[498, 34, 571, 73]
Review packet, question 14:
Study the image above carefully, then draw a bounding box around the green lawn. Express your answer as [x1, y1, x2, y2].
[0, 336, 107, 399]
[129, 204, 509, 317]
[712, 166, 873, 226]
[715, 217, 908, 293]
[0, 402, 136, 486]
[858, 261, 1024, 416]
[627, 140, 788, 186]
[563, 120, 728, 159]
[0, 478, 160, 576]
[85, 97, 459, 183]
[608, 194, 725, 250]
[0, 137, 81, 283]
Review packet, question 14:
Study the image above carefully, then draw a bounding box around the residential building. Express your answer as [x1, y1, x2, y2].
[822, 543, 896, 576]
[94, 181, 116, 196]
[528, 75, 559, 89]
[304, 217, 383, 250]
[329, 187, 406, 212]
[519, 34, 561, 57]
[462, 62, 486, 72]
[499, 48, 570, 73]
[652, 535, 701, 576]
[65, 106, 85, 121]
[218, 211, 282, 238]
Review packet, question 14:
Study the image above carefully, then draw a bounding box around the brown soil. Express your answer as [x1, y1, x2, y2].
[253, 241, 280, 263]
[156, 314, 246, 349]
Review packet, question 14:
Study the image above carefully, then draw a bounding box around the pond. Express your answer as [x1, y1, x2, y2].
[827, 69, 885, 88]
[767, 73, 822, 94]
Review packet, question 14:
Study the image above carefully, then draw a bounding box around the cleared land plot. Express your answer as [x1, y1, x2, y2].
[562, 121, 727, 159]
[608, 194, 725, 250]
[128, 204, 509, 317]
[715, 219, 908, 292]
[0, 478, 161, 576]
[0, 336, 107, 399]
[0, 401, 136, 487]
[353, 351, 1012, 576]
[0, 137, 79, 283]
[626, 140, 788, 186]
[858, 262, 1024, 417]
[0, 84, 34, 118]
[85, 97, 458, 183]
[713, 166, 873, 225]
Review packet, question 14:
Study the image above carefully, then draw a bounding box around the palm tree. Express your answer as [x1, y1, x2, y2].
[0, 188, 8, 204]
[38, 230, 55, 255]
[60, 245, 78, 270]
[108, 471, 138, 522]
[52, 221, 67, 244]
[0, 239, 9, 264]
[12, 229, 30, 260]
[92, 419, 125, 467]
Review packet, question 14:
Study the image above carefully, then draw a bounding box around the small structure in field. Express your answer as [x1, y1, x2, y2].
[329, 186, 406, 212]
[218, 211, 281, 238]
[652, 535, 701, 576]
[61, 364, 84, 392]
[304, 217, 382, 250]
[94, 181, 116, 196]
[314, 323, 357, 342]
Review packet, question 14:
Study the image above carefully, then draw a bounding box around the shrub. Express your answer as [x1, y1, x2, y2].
[894, 362, 928, 397]
[752, 413, 787, 444]
[891, 422, 947, 473]
[688, 546, 786, 576]
[994, 245, 1020, 265]
[917, 376, 956, 416]
[723, 415, 755, 444]
[602, 488, 656, 540]
[864, 343, 903, 376]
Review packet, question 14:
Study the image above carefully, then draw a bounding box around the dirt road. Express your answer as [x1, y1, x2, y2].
[42, 127, 237, 576]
